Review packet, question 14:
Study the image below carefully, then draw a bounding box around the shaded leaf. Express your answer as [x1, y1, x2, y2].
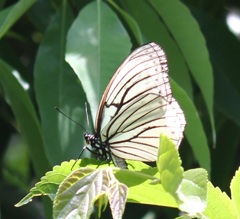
[119, 0, 193, 98]
[172, 80, 210, 173]
[0, 0, 36, 39]
[0, 60, 49, 178]
[108, 0, 143, 44]
[34, 3, 86, 165]
[119, 0, 210, 172]
[149, 0, 215, 143]
[66, 1, 131, 120]
[192, 10, 240, 127]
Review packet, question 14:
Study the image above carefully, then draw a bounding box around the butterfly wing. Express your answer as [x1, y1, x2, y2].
[95, 42, 186, 162]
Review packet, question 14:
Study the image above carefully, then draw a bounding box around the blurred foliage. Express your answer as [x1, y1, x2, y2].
[0, 0, 240, 218]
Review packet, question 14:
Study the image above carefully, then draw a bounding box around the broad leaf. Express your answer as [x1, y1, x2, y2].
[66, 1, 131, 121]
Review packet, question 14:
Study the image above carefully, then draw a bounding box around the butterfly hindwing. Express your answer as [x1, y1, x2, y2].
[103, 93, 167, 161]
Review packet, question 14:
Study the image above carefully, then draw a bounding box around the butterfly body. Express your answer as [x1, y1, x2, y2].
[84, 42, 186, 168]
[84, 133, 111, 161]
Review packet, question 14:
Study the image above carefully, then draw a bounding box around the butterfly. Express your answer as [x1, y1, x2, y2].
[83, 42, 186, 168]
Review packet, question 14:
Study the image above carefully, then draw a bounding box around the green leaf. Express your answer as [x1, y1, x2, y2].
[157, 136, 208, 216]
[15, 158, 112, 207]
[175, 216, 197, 219]
[177, 168, 208, 215]
[149, 0, 215, 143]
[172, 80, 210, 172]
[119, 0, 193, 98]
[108, 0, 143, 44]
[115, 166, 177, 208]
[34, 2, 87, 165]
[3, 135, 30, 189]
[15, 160, 79, 207]
[27, 0, 53, 32]
[88, 160, 178, 208]
[157, 135, 184, 195]
[204, 182, 238, 219]
[118, 0, 210, 172]
[66, 0, 131, 121]
[16, 157, 178, 209]
[0, 0, 36, 39]
[53, 168, 127, 219]
[53, 168, 98, 219]
[0, 59, 49, 178]
[96, 192, 109, 218]
[230, 167, 240, 218]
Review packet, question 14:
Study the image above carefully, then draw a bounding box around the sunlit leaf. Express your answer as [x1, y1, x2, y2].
[177, 168, 208, 215]
[157, 135, 183, 195]
[230, 167, 240, 218]
[204, 182, 238, 219]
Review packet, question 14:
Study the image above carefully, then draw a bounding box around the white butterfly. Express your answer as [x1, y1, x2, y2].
[84, 42, 186, 168]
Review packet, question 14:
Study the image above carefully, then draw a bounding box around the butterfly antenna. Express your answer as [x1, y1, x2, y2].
[54, 107, 87, 132]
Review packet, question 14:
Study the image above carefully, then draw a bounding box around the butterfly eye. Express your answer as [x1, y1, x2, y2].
[83, 42, 186, 168]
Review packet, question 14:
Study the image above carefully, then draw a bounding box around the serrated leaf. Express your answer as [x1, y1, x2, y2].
[157, 135, 184, 195]
[15, 160, 89, 207]
[176, 168, 208, 215]
[53, 168, 128, 219]
[230, 166, 240, 218]
[204, 182, 238, 219]
[107, 171, 128, 219]
[53, 168, 107, 219]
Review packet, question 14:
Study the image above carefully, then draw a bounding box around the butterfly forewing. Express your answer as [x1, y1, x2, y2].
[95, 43, 172, 132]
[93, 42, 186, 163]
